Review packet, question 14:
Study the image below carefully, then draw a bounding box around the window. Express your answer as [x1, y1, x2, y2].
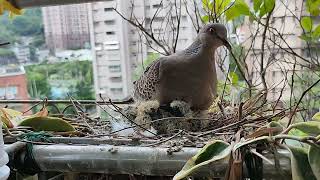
[106, 31, 115, 35]
[152, 4, 163, 8]
[109, 65, 121, 72]
[0, 86, 18, 99]
[104, 7, 113, 12]
[110, 87, 123, 94]
[104, 20, 115, 25]
[110, 76, 122, 82]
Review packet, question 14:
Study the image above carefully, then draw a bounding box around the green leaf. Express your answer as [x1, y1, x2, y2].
[288, 146, 317, 180]
[312, 24, 320, 38]
[18, 116, 75, 132]
[299, 34, 313, 42]
[301, 17, 313, 32]
[308, 145, 320, 179]
[312, 112, 320, 121]
[229, 72, 239, 86]
[290, 121, 320, 136]
[266, 121, 284, 135]
[252, 0, 275, 17]
[233, 136, 269, 151]
[253, 0, 263, 12]
[173, 140, 231, 180]
[260, 0, 275, 17]
[201, 15, 209, 23]
[225, 0, 250, 21]
[202, 0, 213, 11]
[306, 0, 320, 16]
[214, 0, 231, 15]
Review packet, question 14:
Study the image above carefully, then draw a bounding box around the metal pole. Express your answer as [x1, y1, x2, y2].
[7, 144, 291, 177]
[11, 0, 106, 8]
[0, 99, 132, 105]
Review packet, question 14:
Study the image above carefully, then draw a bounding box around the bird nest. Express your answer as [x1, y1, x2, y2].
[3, 93, 287, 149]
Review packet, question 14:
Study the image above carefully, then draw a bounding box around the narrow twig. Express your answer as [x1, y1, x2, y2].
[144, 130, 183, 147]
[0, 42, 10, 46]
[103, 97, 157, 136]
[286, 78, 320, 128]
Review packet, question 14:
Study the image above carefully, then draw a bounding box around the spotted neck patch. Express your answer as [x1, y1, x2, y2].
[184, 40, 202, 56]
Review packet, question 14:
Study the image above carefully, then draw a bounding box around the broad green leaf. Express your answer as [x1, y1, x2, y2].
[18, 116, 75, 132]
[308, 145, 320, 179]
[233, 136, 269, 151]
[306, 0, 320, 16]
[299, 34, 313, 42]
[214, 0, 231, 15]
[288, 146, 317, 180]
[252, 0, 275, 17]
[258, 0, 275, 17]
[253, 0, 263, 12]
[173, 140, 231, 180]
[286, 129, 308, 146]
[312, 112, 320, 122]
[201, 15, 209, 23]
[225, 0, 250, 21]
[229, 72, 239, 86]
[202, 0, 213, 11]
[312, 25, 320, 38]
[301, 17, 313, 32]
[290, 121, 320, 136]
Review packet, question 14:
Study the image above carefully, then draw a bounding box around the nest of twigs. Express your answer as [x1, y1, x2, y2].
[3, 92, 288, 148]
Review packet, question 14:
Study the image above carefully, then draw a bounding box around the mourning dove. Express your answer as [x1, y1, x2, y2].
[133, 23, 231, 110]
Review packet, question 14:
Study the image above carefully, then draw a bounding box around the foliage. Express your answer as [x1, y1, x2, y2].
[25, 66, 51, 99]
[19, 116, 75, 132]
[25, 60, 95, 100]
[0, 8, 44, 47]
[1, 105, 75, 132]
[175, 119, 320, 179]
[132, 53, 160, 81]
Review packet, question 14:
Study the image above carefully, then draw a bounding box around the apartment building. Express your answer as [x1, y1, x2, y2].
[88, 0, 211, 100]
[42, 4, 90, 52]
[243, 0, 318, 101]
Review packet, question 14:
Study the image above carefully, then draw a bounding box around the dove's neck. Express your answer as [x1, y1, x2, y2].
[184, 38, 215, 60]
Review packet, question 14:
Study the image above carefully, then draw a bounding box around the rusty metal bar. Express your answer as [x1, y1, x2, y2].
[10, 0, 105, 8]
[0, 99, 132, 105]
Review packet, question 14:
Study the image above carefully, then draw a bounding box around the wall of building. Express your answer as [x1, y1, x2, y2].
[42, 4, 90, 52]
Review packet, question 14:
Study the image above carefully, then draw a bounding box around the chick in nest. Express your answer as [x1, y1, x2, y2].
[135, 100, 160, 129]
[170, 100, 193, 118]
[121, 105, 138, 121]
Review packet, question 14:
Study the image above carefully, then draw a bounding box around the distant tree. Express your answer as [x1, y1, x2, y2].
[26, 68, 51, 99]
[132, 53, 160, 81]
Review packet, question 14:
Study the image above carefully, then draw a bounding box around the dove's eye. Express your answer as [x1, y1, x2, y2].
[209, 28, 215, 33]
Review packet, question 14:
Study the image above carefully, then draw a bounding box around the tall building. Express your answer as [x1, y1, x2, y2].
[42, 4, 90, 52]
[243, 0, 318, 101]
[89, 0, 209, 100]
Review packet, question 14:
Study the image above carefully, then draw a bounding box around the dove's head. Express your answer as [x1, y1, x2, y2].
[199, 23, 231, 50]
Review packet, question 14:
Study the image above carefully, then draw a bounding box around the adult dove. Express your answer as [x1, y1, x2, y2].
[133, 23, 231, 110]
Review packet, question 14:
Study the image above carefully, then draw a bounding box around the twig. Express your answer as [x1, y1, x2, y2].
[250, 149, 274, 165]
[286, 78, 320, 128]
[102, 97, 157, 136]
[144, 130, 183, 147]
[0, 42, 10, 46]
